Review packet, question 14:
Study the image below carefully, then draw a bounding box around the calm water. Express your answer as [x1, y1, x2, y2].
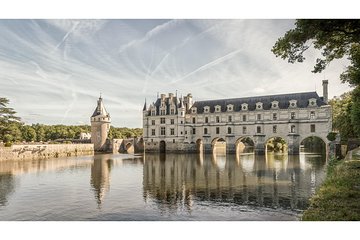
[0, 151, 326, 221]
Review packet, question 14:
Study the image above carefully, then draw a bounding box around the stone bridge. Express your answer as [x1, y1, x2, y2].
[110, 137, 144, 154]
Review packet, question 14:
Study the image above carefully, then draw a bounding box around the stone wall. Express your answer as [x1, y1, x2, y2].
[0, 143, 94, 162]
[145, 141, 197, 153]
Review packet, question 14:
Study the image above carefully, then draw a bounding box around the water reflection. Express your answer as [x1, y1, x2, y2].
[90, 154, 113, 207]
[143, 152, 326, 213]
[0, 173, 16, 206]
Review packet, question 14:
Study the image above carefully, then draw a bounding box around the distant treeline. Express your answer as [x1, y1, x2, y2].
[0, 123, 143, 144]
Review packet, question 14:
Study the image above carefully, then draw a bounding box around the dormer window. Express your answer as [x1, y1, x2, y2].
[191, 107, 197, 114]
[241, 103, 248, 111]
[308, 98, 317, 107]
[289, 100, 297, 108]
[204, 106, 210, 113]
[271, 101, 279, 109]
[215, 105, 221, 112]
[227, 104, 234, 112]
[256, 102, 263, 110]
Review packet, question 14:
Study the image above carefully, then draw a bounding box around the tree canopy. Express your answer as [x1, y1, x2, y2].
[0, 97, 143, 145]
[272, 20, 360, 139]
[272, 19, 360, 86]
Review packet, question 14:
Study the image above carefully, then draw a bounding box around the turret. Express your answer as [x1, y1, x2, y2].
[178, 96, 185, 117]
[91, 95, 111, 151]
[183, 93, 193, 111]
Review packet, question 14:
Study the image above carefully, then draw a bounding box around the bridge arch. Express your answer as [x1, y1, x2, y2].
[211, 137, 226, 154]
[235, 136, 255, 154]
[125, 142, 134, 154]
[265, 136, 288, 153]
[159, 140, 166, 153]
[300, 135, 327, 153]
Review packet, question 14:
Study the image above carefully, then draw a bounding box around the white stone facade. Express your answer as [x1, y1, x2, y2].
[143, 81, 332, 154]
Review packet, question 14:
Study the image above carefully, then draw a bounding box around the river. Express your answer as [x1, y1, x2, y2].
[0, 150, 326, 220]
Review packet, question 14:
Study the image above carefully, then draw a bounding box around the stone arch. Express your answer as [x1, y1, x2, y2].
[196, 138, 203, 154]
[235, 136, 255, 154]
[265, 136, 288, 153]
[300, 135, 327, 153]
[125, 142, 134, 154]
[159, 140, 166, 153]
[211, 137, 226, 154]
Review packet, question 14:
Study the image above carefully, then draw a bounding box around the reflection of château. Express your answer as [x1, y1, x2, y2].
[142, 153, 326, 212]
[142, 80, 331, 154]
[90, 154, 113, 207]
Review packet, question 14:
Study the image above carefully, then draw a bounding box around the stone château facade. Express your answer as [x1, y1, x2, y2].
[142, 80, 332, 154]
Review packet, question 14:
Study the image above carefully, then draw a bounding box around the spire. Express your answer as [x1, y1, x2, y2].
[92, 95, 109, 117]
[179, 95, 185, 108]
[143, 98, 147, 111]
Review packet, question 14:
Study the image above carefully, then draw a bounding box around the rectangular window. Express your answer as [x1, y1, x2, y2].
[216, 127, 220, 134]
[273, 113, 277, 120]
[192, 128, 196, 134]
[311, 124, 316, 132]
[228, 116, 232, 122]
[170, 119, 174, 125]
[257, 126, 261, 133]
[273, 125, 277, 133]
[160, 118, 165, 124]
[170, 109, 175, 115]
[161, 109, 166, 115]
[243, 115, 247, 122]
[185, 131, 187, 134]
[310, 111, 315, 119]
[205, 117, 208, 123]
[291, 125, 296, 133]
[291, 112, 295, 120]
[151, 111, 155, 116]
[181, 120, 183, 124]
[151, 120, 155, 125]
[204, 128, 208, 135]
[170, 128, 175, 135]
[151, 129, 155, 136]
[243, 126, 247, 134]
[160, 127, 166, 135]
[216, 116, 220, 123]
[257, 114, 261, 120]
[192, 117, 196, 124]
[228, 127, 232, 134]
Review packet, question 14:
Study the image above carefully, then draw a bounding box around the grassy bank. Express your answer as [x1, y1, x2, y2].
[302, 148, 360, 220]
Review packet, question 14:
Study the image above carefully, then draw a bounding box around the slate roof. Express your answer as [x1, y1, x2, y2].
[92, 97, 110, 117]
[150, 96, 180, 115]
[191, 91, 326, 114]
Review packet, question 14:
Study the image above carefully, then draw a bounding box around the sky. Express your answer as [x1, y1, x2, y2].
[0, 19, 353, 128]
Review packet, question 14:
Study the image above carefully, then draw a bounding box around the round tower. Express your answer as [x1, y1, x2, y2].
[91, 95, 111, 152]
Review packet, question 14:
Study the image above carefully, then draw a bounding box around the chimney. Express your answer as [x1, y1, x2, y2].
[322, 80, 328, 104]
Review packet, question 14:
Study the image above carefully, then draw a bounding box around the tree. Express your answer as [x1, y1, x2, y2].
[329, 92, 355, 142]
[272, 19, 360, 86]
[0, 98, 21, 124]
[0, 98, 22, 143]
[272, 20, 360, 139]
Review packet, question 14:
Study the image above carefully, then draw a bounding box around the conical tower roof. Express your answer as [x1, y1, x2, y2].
[92, 96, 110, 117]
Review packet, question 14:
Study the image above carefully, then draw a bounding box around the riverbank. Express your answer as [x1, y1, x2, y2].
[302, 147, 360, 220]
[0, 143, 94, 162]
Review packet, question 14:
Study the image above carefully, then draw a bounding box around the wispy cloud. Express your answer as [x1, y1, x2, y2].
[0, 19, 352, 127]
